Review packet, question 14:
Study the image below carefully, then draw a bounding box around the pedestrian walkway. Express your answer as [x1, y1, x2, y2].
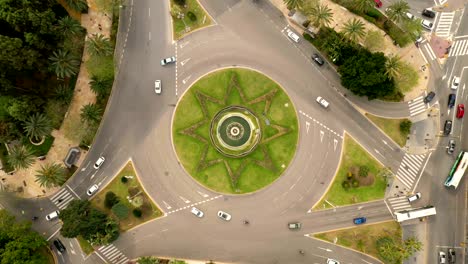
[408, 96, 427, 116]
[395, 154, 427, 189]
[97, 244, 129, 264]
[435, 12, 455, 38]
[49, 186, 79, 209]
[449, 39, 468, 57]
[421, 42, 437, 61]
[386, 196, 412, 212]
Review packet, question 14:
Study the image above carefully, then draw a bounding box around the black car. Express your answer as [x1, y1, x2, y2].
[422, 9, 436, 18]
[448, 94, 456, 108]
[53, 239, 66, 253]
[424, 91, 435, 103]
[444, 120, 452, 136]
[312, 53, 324, 66]
[448, 248, 456, 263]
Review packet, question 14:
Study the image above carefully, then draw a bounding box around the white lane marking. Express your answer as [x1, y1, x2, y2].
[180, 58, 191, 66]
[306, 121, 310, 134]
[179, 196, 191, 204]
[182, 75, 191, 84]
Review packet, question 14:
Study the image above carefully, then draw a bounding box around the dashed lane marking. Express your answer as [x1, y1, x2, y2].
[167, 195, 223, 215]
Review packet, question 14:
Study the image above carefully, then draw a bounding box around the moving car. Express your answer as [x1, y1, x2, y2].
[374, 0, 382, 8]
[353, 217, 367, 225]
[451, 76, 460, 90]
[217, 211, 231, 221]
[45, 210, 60, 221]
[154, 80, 162, 94]
[422, 8, 436, 18]
[86, 184, 99, 196]
[160, 56, 176, 66]
[316, 96, 329, 108]
[448, 248, 455, 263]
[312, 53, 324, 66]
[448, 94, 456, 108]
[286, 29, 300, 43]
[447, 139, 455, 155]
[93, 156, 105, 169]
[457, 104, 464, 118]
[327, 259, 340, 264]
[288, 222, 302, 230]
[439, 251, 447, 264]
[421, 19, 433, 30]
[423, 91, 435, 103]
[407, 192, 421, 202]
[53, 239, 66, 253]
[444, 120, 452, 136]
[190, 207, 204, 218]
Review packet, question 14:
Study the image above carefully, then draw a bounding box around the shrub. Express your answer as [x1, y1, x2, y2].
[302, 20, 311, 28]
[112, 203, 129, 219]
[133, 208, 142, 218]
[303, 33, 314, 42]
[174, 0, 186, 6]
[121, 176, 128, 183]
[359, 166, 369, 177]
[400, 119, 412, 135]
[187, 11, 197, 21]
[352, 179, 359, 187]
[362, 15, 376, 24]
[347, 171, 353, 180]
[104, 191, 120, 209]
[365, 8, 382, 19]
[342, 181, 351, 190]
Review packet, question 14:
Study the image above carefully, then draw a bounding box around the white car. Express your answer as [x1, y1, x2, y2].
[286, 29, 300, 43]
[439, 251, 447, 263]
[405, 12, 415, 20]
[451, 76, 460, 90]
[160, 56, 176, 66]
[45, 210, 60, 221]
[327, 259, 340, 264]
[86, 184, 99, 196]
[93, 156, 105, 169]
[421, 19, 433, 30]
[407, 192, 421, 202]
[190, 207, 204, 218]
[316, 96, 330, 108]
[217, 210, 231, 221]
[154, 80, 162, 94]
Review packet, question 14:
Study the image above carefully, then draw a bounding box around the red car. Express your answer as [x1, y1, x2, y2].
[457, 104, 464, 118]
[374, 0, 383, 8]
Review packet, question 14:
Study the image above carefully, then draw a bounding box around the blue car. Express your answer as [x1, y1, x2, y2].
[353, 217, 367, 225]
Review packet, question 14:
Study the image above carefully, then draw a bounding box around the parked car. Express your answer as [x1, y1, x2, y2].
[327, 259, 340, 264]
[316, 96, 329, 108]
[448, 94, 456, 108]
[407, 192, 421, 202]
[422, 8, 436, 18]
[93, 156, 105, 169]
[86, 184, 99, 196]
[45, 210, 60, 221]
[154, 80, 162, 94]
[217, 211, 231, 221]
[424, 91, 435, 103]
[447, 139, 456, 155]
[448, 248, 456, 263]
[405, 12, 415, 20]
[312, 53, 324, 66]
[160, 56, 176, 66]
[439, 251, 447, 264]
[288, 222, 302, 230]
[190, 207, 204, 218]
[451, 76, 460, 90]
[444, 120, 453, 135]
[53, 239, 66, 253]
[286, 29, 300, 43]
[353, 217, 367, 225]
[457, 104, 465, 118]
[374, 0, 382, 8]
[421, 19, 434, 30]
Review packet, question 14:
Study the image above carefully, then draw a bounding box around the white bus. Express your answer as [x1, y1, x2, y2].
[445, 151, 468, 189]
[394, 206, 436, 222]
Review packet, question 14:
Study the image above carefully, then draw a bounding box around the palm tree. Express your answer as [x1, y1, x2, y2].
[353, 0, 374, 13]
[80, 103, 103, 124]
[308, 3, 333, 28]
[385, 0, 410, 23]
[55, 84, 74, 104]
[385, 55, 403, 79]
[35, 163, 66, 188]
[283, 0, 304, 10]
[23, 113, 52, 142]
[65, 0, 88, 13]
[7, 145, 35, 170]
[56, 16, 84, 38]
[89, 75, 113, 96]
[49, 49, 80, 79]
[341, 18, 366, 43]
[87, 34, 114, 57]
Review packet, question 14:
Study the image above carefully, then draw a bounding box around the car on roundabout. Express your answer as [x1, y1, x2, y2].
[353, 217, 367, 225]
[316, 96, 330, 108]
[93, 156, 105, 169]
[327, 258, 340, 264]
[190, 207, 204, 218]
[217, 211, 231, 221]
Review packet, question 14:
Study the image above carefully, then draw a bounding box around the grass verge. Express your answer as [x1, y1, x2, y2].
[395, 62, 419, 94]
[91, 161, 163, 231]
[313, 135, 386, 210]
[170, 0, 212, 39]
[313, 221, 401, 262]
[76, 235, 94, 255]
[365, 114, 409, 147]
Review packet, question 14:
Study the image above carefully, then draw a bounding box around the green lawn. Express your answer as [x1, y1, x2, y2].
[366, 114, 408, 147]
[314, 135, 386, 209]
[21, 135, 55, 157]
[395, 62, 419, 94]
[173, 68, 298, 194]
[170, 0, 212, 39]
[314, 221, 401, 262]
[76, 236, 94, 255]
[91, 162, 163, 231]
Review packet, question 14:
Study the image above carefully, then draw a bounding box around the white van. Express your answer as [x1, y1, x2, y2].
[45, 210, 60, 221]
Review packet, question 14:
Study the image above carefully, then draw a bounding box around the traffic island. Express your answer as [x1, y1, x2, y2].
[365, 114, 411, 147]
[173, 68, 298, 193]
[170, 0, 212, 39]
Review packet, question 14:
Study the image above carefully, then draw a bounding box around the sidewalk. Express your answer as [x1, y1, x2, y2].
[0, 0, 112, 198]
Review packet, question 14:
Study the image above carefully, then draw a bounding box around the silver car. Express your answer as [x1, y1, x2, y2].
[190, 207, 204, 218]
[160, 56, 176, 66]
[154, 80, 162, 94]
[87, 184, 99, 196]
[421, 19, 433, 30]
[217, 210, 231, 221]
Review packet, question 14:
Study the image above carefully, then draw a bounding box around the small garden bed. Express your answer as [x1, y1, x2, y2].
[170, 0, 212, 39]
[21, 135, 55, 157]
[365, 114, 411, 147]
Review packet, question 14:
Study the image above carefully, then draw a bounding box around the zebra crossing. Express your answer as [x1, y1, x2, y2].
[435, 12, 455, 38]
[408, 96, 427, 116]
[395, 154, 426, 189]
[387, 196, 411, 212]
[50, 186, 79, 209]
[97, 244, 129, 264]
[449, 39, 468, 57]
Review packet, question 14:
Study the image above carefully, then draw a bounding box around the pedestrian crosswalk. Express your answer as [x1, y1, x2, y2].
[408, 96, 427, 116]
[435, 12, 455, 37]
[50, 186, 79, 209]
[448, 39, 468, 57]
[97, 244, 129, 264]
[422, 43, 437, 61]
[395, 154, 426, 189]
[387, 196, 411, 212]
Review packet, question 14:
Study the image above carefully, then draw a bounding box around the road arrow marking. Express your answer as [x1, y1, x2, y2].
[90, 172, 96, 179]
[197, 191, 209, 198]
[179, 196, 191, 203]
[320, 130, 324, 142]
[163, 201, 172, 209]
[318, 247, 332, 252]
[305, 121, 310, 134]
[333, 139, 338, 151]
[179, 41, 190, 49]
[182, 75, 191, 84]
[180, 58, 191, 66]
